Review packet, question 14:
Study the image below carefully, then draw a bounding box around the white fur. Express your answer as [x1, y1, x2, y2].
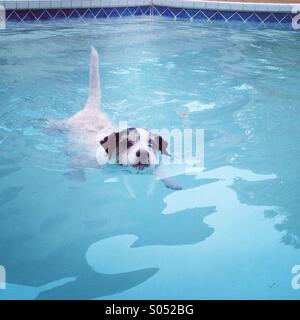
[65, 49, 112, 155]
[60, 47, 181, 189]
[119, 128, 158, 166]
[65, 48, 159, 167]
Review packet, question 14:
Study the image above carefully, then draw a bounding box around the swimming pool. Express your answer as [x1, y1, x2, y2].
[0, 16, 300, 300]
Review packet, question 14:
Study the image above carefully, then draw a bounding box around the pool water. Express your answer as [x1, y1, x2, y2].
[0, 17, 300, 300]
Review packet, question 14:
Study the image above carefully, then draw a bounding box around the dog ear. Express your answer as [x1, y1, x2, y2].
[100, 132, 119, 159]
[154, 135, 171, 156]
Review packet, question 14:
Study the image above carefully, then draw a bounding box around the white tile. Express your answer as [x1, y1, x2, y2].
[170, 1, 182, 8]
[101, 0, 111, 7]
[193, 1, 206, 10]
[139, 0, 149, 5]
[90, 0, 101, 8]
[217, 2, 231, 12]
[129, 0, 143, 7]
[50, 0, 62, 8]
[28, 1, 40, 9]
[254, 4, 269, 12]
[168, 0, 177, 7]
[267, 4, 279, 13]
[118, 0, 128, 7]
[153, 0, 165, 7]
[71, 0, 82, 8]
[16, 1, 29, 9]
[182, 0, 194, 9]
[61, 0, 72, 8]
[129, 0, 139, 6]
[142, 0, 152, 5]
[110, 0, 119, 8]
[158, 0, 168, 6]
[206, 2, 218, 10]
[39, 1, 52, 9]
[152, 0, 162, 6]
[3, 1, 17, 9]
[280, 5, 294, 13]
[229, 3, 244, 12]
[241, 3, 256, 12]
[291, 4, 300, 13]
[177, 0, 194, 9]
[81, 0, 90, 8]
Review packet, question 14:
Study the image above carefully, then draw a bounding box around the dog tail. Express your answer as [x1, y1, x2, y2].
[86, 47, 101, 109]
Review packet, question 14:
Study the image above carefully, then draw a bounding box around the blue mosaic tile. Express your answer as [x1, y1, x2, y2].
[5, 6, 152, 22]
[227, 12, 244, 22]
[89, 8, 100, 17]
[115, 7, 127, 17]
[3, 5, 297, 30]
[140, 6, 151, 15]
[273, 12, 288, 22]
[95, 9, 106, 18]
[176, 9, 191, 20]
[281, 14, 292, 24]
[219, 10, 234, 20]
[204, 10, 219, 19]
[210, 12, 225, 21]
[192, 10, 208, 21]
[238, 11, 253, 21]
[60, 9, 73, 18]
[69, 9, 81, 19]
[22, 11, 37, 21]
[120, 8, 132, 16]
[162, 8, 175, 18]
[184, 9, 201, 18]
[264, 14, 278, 24]
[48, 9, 61, 18]
[81, 9, 94, 19]
[127, 6, 139, 15]
[256, 12, 270, 22]
[247, 13, 262, 23]
[168, 7, 182, 17]
[152, 6, 167, 16]
[52, 10, 68, 19]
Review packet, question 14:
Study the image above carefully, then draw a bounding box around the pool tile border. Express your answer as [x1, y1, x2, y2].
[4, 6, 152, 21]
[0, 1, 152, 10]
[0, 1, 299, 29]
[153, 5, 294, 25]
[0, 0, 299, 13]
[153, 1, 300, 14]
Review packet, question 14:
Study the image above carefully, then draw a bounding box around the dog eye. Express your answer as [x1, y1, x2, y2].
[148, 140, 153, 147]
[127, 140, 133, 148]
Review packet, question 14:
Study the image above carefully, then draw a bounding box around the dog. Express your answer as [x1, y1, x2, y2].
[61, 48, 181, 190]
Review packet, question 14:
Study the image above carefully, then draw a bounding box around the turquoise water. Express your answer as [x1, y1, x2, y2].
[0, 17, 300, 300]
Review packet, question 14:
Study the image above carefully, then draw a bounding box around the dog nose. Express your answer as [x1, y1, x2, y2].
[136, 149, 149, 164]
[136, 150, 149, 157]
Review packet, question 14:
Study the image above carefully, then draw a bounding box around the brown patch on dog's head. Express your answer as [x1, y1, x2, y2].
[149, 134, 170, 156]
[100, 128, 138, 160]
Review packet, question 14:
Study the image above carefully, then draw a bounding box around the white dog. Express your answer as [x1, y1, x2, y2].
[61, 48, 181, 190]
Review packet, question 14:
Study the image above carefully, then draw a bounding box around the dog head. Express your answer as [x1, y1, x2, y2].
[100, 128, 170, 170]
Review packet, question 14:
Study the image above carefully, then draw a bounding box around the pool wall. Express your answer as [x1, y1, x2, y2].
[0, 0, 299, 29]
